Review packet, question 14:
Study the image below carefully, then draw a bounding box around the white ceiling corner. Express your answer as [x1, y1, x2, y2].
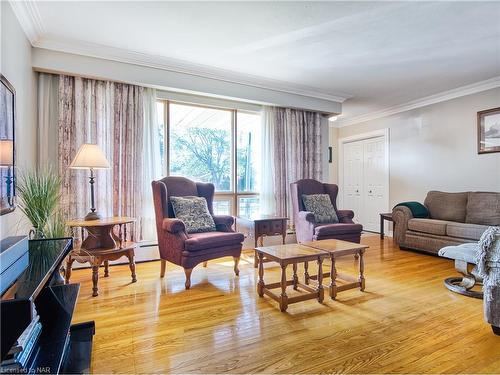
[333, 76, 500, 128]
[8, 0, 45, 44]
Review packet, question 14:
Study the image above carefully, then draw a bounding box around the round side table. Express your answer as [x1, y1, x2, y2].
[66, 217, 137, 297]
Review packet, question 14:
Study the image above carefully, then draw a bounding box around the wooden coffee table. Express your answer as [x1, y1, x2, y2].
[303, 239, 369, 300]
[255, 244, 329, 312]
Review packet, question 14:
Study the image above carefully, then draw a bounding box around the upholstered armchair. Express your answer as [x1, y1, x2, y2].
[152, 176, 244, 289]
[290, 179, 363, 243]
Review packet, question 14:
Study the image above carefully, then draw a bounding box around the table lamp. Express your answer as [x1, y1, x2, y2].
[69, 143, 110, 221]
[0, 139, 14, 167]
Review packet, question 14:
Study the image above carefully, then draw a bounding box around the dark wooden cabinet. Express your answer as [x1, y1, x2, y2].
[1, 238, 94, 374]
[236, 215, 288, 268]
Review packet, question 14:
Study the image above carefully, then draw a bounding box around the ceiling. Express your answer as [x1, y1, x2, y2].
[17, 1, 500, 122]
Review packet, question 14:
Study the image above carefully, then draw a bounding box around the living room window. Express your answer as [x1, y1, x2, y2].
[156, 100, 261, 217]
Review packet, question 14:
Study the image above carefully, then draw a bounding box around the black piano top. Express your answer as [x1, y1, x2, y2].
[2, 238, 72, 301]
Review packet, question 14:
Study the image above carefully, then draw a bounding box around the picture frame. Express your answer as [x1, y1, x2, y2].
[478, 107, 500, 154]
[0, 74, 16, 215]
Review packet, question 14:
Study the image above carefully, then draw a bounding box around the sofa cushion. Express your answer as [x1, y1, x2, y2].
[170, 196, 216, 233]
[438, 243, 478, 264]
[314, 223, 363, 237]
[302, 194, 339, 224]
[185, 231, 244, 252]
[424, 191, 468, 222]
[446, 222, 489, 241]
[407, 218, 451, 236]
[465, 192, 500, 226]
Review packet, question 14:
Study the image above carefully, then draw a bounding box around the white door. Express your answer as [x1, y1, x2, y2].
[342, 141, 364, 224]
[363, 137, 387, 232]
[341, 135, 388, 232]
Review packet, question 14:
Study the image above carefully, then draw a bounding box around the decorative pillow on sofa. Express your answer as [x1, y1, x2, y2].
[302, 194, 339, 224]
[170, 196, 216, 234]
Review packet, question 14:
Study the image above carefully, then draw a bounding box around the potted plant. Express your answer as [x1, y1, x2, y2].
[16, 169, 68, 239]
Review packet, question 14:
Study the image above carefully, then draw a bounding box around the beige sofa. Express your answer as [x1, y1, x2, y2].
[393, 191, 500, 255]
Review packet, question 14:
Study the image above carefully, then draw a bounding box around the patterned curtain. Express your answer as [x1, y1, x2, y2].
[269, 107, 323, 219]
[58, 75, 145, 240]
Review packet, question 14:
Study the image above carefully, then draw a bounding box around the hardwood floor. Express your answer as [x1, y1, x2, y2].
[70, 235, 500, 374]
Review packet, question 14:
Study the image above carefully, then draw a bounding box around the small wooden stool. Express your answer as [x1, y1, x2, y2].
[303, 239, 369, 299]
[255, 244, 329, 312]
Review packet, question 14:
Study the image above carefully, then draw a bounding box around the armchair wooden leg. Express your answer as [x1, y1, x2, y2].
[233, 256, 240, 276]
[203, 261, 208, 268]
[160, 259, 166, 278]
[184, 268, 193, 289]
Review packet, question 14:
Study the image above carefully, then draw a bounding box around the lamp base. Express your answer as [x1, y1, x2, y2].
[84, 211, 102, 221]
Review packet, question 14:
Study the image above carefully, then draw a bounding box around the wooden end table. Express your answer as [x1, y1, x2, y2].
[66, 217, 137, 297]
[303, 239, 369, 300]
[235, 215, 288, 268]
[255, 243, 329, 312]
[380, 212, 393, 239]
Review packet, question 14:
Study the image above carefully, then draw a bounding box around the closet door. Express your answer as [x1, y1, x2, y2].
[342, 141, 364, 224]
[363, 137, 387, 232]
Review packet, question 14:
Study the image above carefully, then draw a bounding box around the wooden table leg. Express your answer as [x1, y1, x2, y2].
[359, 249, 365, 291]
[104, 260, 109, 277]
[304, 261, 310, 285]
[91, 263, 99, 297]
[65, 256, 74, 284]
[380, 215, 385, 239]
[127, 250, 137, 283]
[254, 235, 264, 268]
[257, 252, 265, 297]
[279, 264, 288, 312]
[292, 262, 298, 290]
[330, 256, 338, 300]
[317, 257, 324, 303]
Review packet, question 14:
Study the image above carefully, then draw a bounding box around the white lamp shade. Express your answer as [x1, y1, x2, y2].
[69, 143, 110, 169]
[0, 140, 14, 166]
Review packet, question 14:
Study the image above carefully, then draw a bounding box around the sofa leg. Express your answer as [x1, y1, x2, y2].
[203, 261, 208, 268]
[160, 259, 166, 278]
[233, 256, 240, 276]
[492, 326, 500, 336]
[354, 254, 359, 260]
[184, 268, 193, 289]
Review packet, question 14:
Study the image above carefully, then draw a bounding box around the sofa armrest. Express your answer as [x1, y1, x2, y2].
[162, 218, 186, 234]
[298, 211, 316, 224]
[213, 215, 235, 232]
[337, 209, 355, 223]
[392, 206, 414, 246]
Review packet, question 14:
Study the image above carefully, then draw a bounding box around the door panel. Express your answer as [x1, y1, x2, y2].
[342, 135, 388, 233]
[343, 142, 364, 224]
[363, 138, 387, 232]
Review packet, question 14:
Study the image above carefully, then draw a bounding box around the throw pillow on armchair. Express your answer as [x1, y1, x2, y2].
[170, 196, 216, 233]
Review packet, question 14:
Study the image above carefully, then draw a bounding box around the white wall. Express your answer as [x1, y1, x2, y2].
[335, 88, 500, 209]
[0, 2, 37, 238]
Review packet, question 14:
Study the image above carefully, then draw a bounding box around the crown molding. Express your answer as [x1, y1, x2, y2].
[32, 36, 350, 104]
[334, 76, 500, 128]
[8, 0, 45, 44]
[8, 0, 350, 104]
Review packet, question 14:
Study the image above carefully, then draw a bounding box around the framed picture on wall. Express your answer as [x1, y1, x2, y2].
[478, 107, 500, 154]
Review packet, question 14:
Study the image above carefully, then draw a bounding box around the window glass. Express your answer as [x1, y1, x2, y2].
[156, 102, 166, 175]
[238, 196, 260, 218]
[169, 103, 232, 191]
[236, 112, 261, 193]
[213, 198, 232, 216]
